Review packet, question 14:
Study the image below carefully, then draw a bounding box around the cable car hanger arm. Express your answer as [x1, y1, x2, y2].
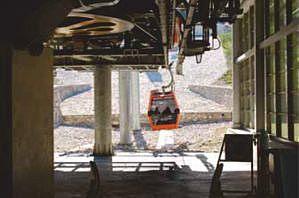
[162, 61, 174, 93]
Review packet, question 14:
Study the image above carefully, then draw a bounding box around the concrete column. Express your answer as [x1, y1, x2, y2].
[119, 71, 131, 144]
[0, 45, 54, 198]
[94, 66, 113, 156]
[232, 20, 241, 128]
[129, 71, 141, 131]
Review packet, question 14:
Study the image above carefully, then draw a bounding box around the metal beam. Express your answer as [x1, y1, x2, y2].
[53, 48, 164, 56]
[176, 0, 198, 74]
[286, 0, 294, 141]
[157, 0, 169, 66]
[53, 65, 160, 72]
[259, 18, 299, 49]
[253, 0, 268, 196]
[239, 0, 255, 17]
[234, 48, 254, 63]
[232, 19, 241, 128]
[53, 55, 164, 67]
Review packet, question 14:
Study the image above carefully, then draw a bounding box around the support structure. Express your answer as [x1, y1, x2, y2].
[94, 66, 113, 156]
[129, 71, 141, 131]
[254, 0, 268, 196]
[0, 45, 54, 198]
[119, 71, 131, 144]
[119, 70, 141, 144]
[232, 20, 241, 128]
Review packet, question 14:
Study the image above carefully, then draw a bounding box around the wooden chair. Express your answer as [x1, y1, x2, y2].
[209, 163, 224, 198]
[86, 161, 101, 198]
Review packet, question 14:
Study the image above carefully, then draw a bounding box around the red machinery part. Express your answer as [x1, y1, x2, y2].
[173, 16, 182, 48]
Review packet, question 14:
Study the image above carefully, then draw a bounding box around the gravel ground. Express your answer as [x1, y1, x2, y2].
[54, 46, 232, 153]
[54, 121, 231, 154]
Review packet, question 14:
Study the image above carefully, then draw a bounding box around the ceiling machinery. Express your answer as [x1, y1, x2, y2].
[3, 0, 243, 72]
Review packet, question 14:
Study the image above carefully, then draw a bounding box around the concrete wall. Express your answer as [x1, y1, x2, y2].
[62, 112, 232, 128]
[12, 48, 54, 198]
[0, 47, 54, 198]
[189, 85, 232, 108]
[54, 84, 91, 127]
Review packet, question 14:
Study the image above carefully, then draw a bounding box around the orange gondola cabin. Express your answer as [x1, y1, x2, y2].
[147, 90, 180, 130]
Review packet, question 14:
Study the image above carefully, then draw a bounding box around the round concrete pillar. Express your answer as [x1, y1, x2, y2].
[94, 66, 113, 156]
[119, 71, 131, 144]
[129, 71, 141, 131]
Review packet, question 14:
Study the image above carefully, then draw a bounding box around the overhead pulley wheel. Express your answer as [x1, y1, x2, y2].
[55, 12, 134, 37]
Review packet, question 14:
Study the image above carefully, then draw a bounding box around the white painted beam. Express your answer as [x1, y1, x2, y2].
[119, 71, 131, 144]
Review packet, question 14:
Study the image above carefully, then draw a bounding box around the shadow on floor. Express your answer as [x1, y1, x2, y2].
[55, 152, 255, 198]
[196, 154, 215, 172]
[55, 161, 90, 198]
[133, 129, 148, 150]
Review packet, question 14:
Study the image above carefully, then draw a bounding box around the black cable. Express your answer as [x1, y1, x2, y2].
[212, 37, 221, 50]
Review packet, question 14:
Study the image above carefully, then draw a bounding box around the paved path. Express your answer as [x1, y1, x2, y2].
[156, 130, 175, 149]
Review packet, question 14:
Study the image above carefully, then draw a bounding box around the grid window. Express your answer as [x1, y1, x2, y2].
[292, 0, 299, 18]
[239, 57, 255, 129]
[236, 0, 298, 142]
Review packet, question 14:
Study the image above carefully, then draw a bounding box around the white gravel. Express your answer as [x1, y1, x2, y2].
[54, 121, 231, 153]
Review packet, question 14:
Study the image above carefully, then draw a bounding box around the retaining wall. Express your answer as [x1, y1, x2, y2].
[54, 84, 91, 127]
[62, 112, 232, 128]
[188, 85, 232, 108]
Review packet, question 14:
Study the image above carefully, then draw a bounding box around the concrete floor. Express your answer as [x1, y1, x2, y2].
[55, 151, 256, 198]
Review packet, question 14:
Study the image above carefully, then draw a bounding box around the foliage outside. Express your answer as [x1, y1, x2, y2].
[219, 31, 232, 85]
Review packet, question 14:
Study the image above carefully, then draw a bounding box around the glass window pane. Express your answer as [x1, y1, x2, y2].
[250, 6, 254, 48]
[292, 0, 299, 18]
[278, 72, 286, 92]
[271, 114, 277, 135]
[270, 45, 276, 73]
[269, 0, 275, 35]
[291, 33, 299, 92]
[292, 68, 299, 91]
[293, 94, 299, 115]
[294, 117, 299, 142]
[280, 115, 288, 139]
[291, 33, 299, 69]
[238, 19, 243, 55]
[279, 39, 287, 72]
[279, 0, 287, 27]
[278, 94, 287, 113]
[244, 13, 249, 51]
[271, 95, 276, 112]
